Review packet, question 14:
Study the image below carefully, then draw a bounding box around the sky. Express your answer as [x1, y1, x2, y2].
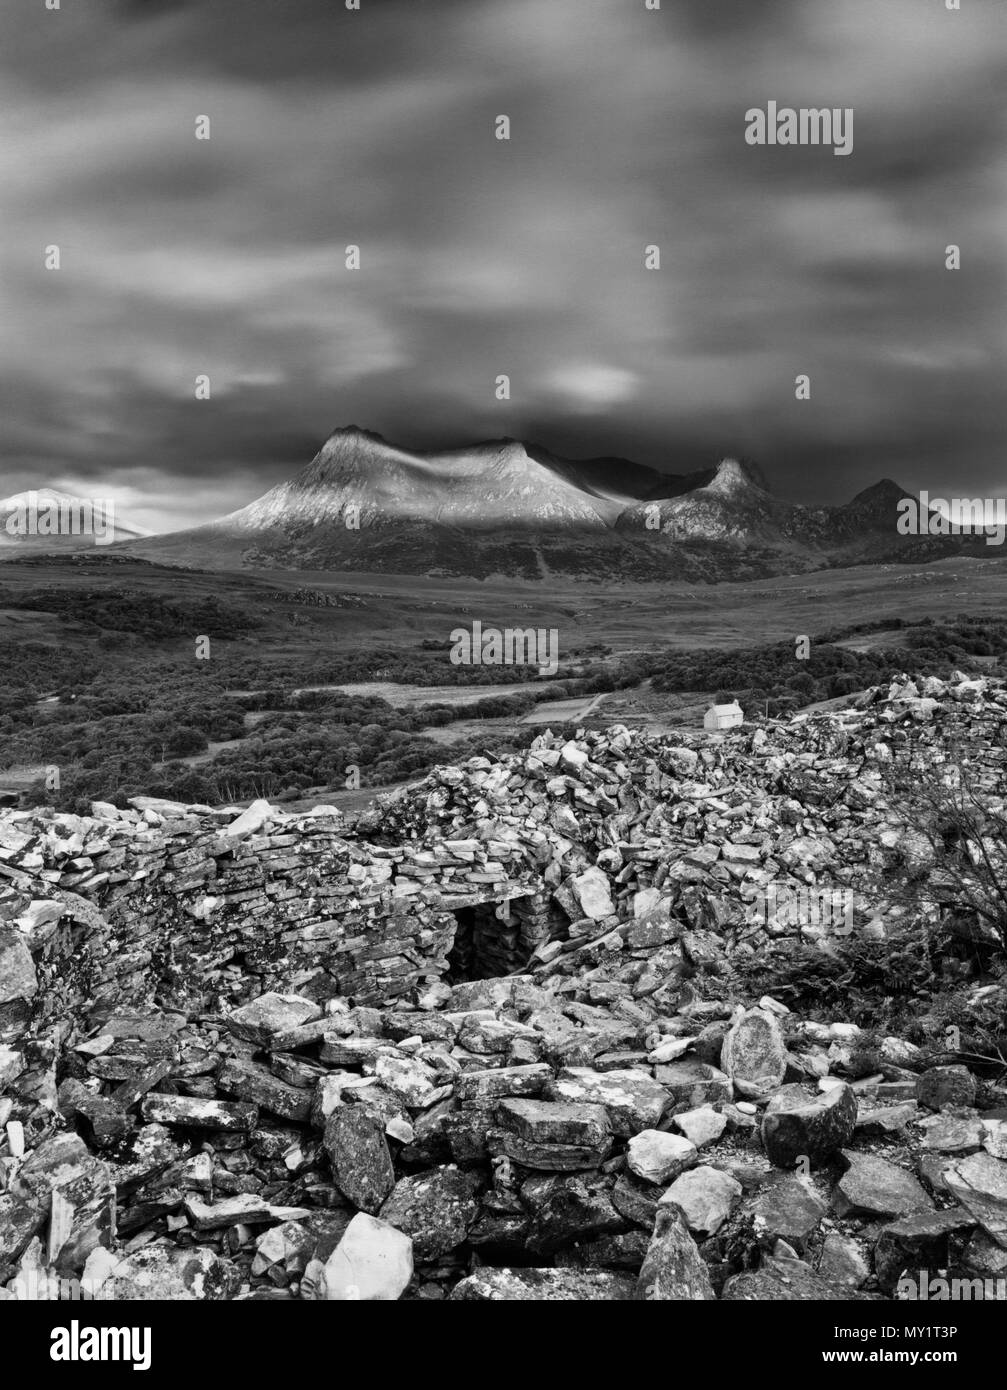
[1, 0, 1005, 532]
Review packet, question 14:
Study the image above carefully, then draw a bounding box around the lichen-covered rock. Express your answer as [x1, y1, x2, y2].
[323, 1107, 395, 1214]
[916, 1065, 977, 1112]
[379, 1166, 479, 1258]
[720, 1007, 787, 1099]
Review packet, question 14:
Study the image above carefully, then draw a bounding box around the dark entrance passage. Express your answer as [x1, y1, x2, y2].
[445, 891, 562, 983]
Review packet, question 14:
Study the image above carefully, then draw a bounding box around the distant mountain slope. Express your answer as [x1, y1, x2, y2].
[119, 427, 991, 580]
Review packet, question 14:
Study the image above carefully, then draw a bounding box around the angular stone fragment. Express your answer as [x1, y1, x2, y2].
[223, 992, 322, 1047]
[636, 1203, 715, 1301]
[373, 1053, 444, 1109]
[751, 1173, 826, 1250]
[627, 1130, 698, 1186]
[216, 1057, 312, 1123]
[919, 1112, 984, 1154]
[835, 1150, 934, 1218]
[323, 1106, 395, 1214]
[818, 1232, 870, 1288]
[761, 1082, 857, 1168]
[111, 1245, 242, 1300]
[141, 1094, 258, 1132]
[661, 1165, 741, 1236]
[379, 1166, 479, 1259]
[455, 1064, 552, 1103]
[672, 1106, 727, 1148]
[570, 867, 615, 920]
[544, 1067, 668, 1137]
[723, 1254, 866, 1301]
[497, 1098, 610, 1149]
[183, 1193, 311, 1231]
[654, 1059, 733, 1107]
[323, 1213, 413, 1301]
[874, 1208, 976, 1293]
[720, 1007, 787, 1099]
[943, 1151, 1007, 1249]
[855, 1101, 918, 1136]
[0, 930, 37, 1004]
[916, 1064, 977, 1112]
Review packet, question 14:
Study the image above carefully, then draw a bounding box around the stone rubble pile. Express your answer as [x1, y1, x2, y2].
[1, 671, 1006, 1301]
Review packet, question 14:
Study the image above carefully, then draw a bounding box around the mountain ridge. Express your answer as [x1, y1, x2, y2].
[95, 427, 984, 580]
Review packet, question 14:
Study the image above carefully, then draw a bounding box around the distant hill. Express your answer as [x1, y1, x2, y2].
[117, 427, 984, 580]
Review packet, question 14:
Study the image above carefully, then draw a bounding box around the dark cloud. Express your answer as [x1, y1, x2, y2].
[1, 0, 1005, 532]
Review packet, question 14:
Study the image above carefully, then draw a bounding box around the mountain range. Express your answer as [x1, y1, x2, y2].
[2, 430, 978, 580]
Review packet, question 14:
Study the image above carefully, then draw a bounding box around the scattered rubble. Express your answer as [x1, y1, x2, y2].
[2, 672, 1007, 1300]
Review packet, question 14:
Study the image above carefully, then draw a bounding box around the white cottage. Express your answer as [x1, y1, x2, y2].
[704, 700, 744, 731]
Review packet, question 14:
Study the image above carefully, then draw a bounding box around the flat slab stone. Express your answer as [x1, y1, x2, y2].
[751, 1173, 826, 1249]
[140, 1094, 258, 1132]
[496, 1098, 610, 1149]
[545, 1067, 668, 1137]
[627, 1130, 698, 1186]
[723, 1254, 867, 1301]
[223, 992, 322, 1046]
[944, 1152, 1007, 1249]
[835, 1150, 934, 1218]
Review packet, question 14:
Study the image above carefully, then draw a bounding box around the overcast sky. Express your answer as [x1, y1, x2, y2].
[1, 0, 1004, 532]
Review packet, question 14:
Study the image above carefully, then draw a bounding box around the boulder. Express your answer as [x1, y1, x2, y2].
[323, 1107, 395, 1214]
[916, 1065, 977, 1112]
[626, 1131, 698, 1186]
[835, 1150, 934, 1218]
[660, 1166, 741, 1236]
[323, 1214, 413, 1301]
[761, 1082, 857, 1168]
[636, 1203, 715, 1300]
[720, 1007, 787, 1099]
[379, 1167, 479, 1259]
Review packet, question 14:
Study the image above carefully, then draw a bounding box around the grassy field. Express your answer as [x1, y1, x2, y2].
[5, 552, 1007, 667]
[4, 549, 1007, 815]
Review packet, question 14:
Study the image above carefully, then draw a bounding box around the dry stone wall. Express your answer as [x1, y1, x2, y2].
[2, 669, 1006, 1058]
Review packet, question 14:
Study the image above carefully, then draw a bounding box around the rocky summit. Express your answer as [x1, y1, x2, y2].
[3, 671, 1007, 1301]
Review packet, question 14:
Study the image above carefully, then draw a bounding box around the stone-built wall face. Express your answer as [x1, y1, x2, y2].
[5, 670, 1007, 1059]
[0, 805, 560, 1051]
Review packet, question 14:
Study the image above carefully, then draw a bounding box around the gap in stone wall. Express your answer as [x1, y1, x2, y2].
[445, 892, 560, 983]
